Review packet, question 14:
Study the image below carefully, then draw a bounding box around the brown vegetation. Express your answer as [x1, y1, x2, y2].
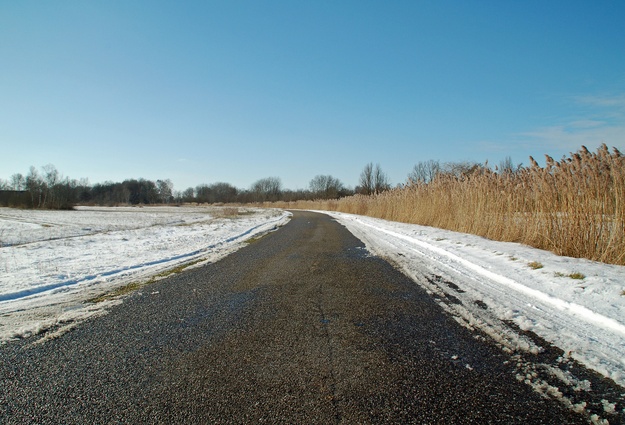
[273, 145, 625, 266]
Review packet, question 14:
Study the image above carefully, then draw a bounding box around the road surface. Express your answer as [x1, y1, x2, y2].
[0, 211, 587, 423]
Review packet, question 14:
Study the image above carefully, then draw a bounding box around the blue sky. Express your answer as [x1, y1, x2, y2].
[1, 1, 624, 192]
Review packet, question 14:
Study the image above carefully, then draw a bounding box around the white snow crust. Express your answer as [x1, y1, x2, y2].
[0, 206, 290, 342]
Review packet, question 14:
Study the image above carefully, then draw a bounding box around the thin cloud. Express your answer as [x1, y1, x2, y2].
[518, 92, 625, 152]
[519, 124, 625, 151]
[568, 120, 605, 129]
[574, 94, 625, 109]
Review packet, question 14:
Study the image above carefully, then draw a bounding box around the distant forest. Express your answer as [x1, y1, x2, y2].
[0, 164, 365, 209]
[0, 160, 499, 209]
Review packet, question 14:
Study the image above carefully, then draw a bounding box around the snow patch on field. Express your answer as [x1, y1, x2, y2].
[0, 206, 290, 342]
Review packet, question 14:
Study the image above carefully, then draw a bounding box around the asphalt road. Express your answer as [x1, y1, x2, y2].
[0, 211, 588, 424]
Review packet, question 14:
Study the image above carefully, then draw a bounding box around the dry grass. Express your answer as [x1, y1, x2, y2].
[273, 144, 625, 265]
[212, 206, 244, 218]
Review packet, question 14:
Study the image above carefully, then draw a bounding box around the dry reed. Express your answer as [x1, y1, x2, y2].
[272, 144, 625, 266]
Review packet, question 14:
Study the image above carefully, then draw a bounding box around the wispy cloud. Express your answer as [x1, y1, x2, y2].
[573, 94, 625, 109]
[519, 124, 625, 151]
[517, 92, 625, 152]
[568, 120, 605, 129]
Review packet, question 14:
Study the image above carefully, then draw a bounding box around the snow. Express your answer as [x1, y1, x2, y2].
[0, 206, 291, 342]
[323, 211, 625, 391]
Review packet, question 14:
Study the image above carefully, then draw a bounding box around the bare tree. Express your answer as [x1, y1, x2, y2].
[408, 160, 441, 184]
[195, 184, 211, 203]
[75, 178, 91, 204]
[210, 182, 238, 203]
[251, 177, 282, 202]
[497, 156, 523, 175]
[26, 166, 44, 207]
[358, 163, 374, 195]
[156, 179, 174, 204]
[373, 164, 390, 193]
[124, 178, 158, 205]
[194, 182, 239, 203]
[51, 177, 78, 209]
[173, 188, 195, 204]
[42, 164, 60, 208]
[182, 187, 195, 202]
[440, 161, 483, 180]
[359, 163, 390, 195]
[309, 175, 345, 199]
[10, 173, 26, 191]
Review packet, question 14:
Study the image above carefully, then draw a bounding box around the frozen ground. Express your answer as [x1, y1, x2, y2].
[325, 211, 625, 417]
[0, 206, 291, 343]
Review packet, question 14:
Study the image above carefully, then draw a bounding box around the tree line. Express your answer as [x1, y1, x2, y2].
[0, 164, 360, 208]
[0, 159, 506, 209]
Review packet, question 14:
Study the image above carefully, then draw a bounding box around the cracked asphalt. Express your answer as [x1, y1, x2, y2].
[0, 211, 587, 424]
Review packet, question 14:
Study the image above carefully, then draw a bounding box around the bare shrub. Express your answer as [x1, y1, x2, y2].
[213, 207, 241, 218]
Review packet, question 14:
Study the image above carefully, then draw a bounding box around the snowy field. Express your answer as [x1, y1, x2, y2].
[326, 211, 625, 416]
[0, 206, 291, 343]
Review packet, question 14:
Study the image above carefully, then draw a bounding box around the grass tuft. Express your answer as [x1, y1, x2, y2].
[528, 261, 544, 270]
[555, 271, 586, 280]
[213, 207, 254, 219]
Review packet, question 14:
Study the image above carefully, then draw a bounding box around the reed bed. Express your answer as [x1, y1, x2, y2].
[273, 145, 625, 265]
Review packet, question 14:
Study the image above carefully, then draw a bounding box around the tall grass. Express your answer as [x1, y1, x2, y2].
[274, 145, 625, 265]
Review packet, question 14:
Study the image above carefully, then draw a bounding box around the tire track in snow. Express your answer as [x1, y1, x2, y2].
[0, 215, 287, 303]
[352, 217, 625, 338]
